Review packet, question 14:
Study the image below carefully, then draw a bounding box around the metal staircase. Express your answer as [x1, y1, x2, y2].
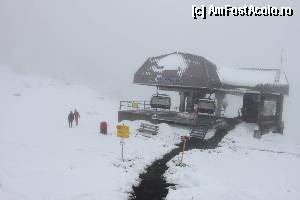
[190, 125, 209, 139]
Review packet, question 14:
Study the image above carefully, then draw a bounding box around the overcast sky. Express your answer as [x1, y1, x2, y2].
[0, 0, 299, 132]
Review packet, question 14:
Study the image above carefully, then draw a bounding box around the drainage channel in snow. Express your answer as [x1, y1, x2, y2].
[128, 118, 239, 200]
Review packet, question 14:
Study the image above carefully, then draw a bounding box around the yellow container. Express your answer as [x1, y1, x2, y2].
[116, 124, 130, 138]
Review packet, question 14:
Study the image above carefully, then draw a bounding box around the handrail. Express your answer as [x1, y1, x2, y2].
[119, 100, 151, 111]
[119, 100, 178, 112]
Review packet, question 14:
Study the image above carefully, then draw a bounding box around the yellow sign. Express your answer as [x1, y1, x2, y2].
[132, 101, 139, 109]
[116, 124, 130, 138]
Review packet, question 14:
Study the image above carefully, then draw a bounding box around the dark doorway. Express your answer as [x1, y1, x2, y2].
[242, 93, 261, 123]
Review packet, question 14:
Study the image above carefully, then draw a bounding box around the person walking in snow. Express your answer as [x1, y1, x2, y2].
[68, 111, 74, 128]
[74, 109, 80, 126]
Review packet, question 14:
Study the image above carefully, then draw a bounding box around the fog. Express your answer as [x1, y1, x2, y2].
[0, 0, 299, 135]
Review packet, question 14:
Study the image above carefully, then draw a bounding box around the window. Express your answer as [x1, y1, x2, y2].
[262, 100, 277, 117]
[252, 95, 261, 102]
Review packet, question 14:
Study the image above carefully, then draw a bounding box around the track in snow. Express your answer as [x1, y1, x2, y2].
[129, 118, 239, 200]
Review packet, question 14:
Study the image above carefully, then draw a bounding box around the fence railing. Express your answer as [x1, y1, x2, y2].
[119, 101, 151, 111]
[119, 100, 181, 112]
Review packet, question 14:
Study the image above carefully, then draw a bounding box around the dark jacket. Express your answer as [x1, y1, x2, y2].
[68, 112, 74, 121]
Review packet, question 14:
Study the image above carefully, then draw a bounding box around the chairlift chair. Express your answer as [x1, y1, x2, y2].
[197, 98, 216, 115]
[150, 93, 171, 110]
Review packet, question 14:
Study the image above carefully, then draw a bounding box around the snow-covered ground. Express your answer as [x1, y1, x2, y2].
[1, 66, 300, 200]
[165, 123, 300, 200]
[0, 67, 188, 200]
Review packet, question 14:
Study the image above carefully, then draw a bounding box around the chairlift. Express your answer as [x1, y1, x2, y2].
[197, 97, 215, 115]
[150, 93, 171, 109]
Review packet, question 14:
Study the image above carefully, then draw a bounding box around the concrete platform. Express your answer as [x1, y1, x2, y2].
[118, 109, 219, 127]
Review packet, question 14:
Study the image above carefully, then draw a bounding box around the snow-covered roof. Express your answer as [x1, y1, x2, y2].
[134, 52, 289, 95]
[134, 52, 221, 89]
[217, 67, 289, 95]
[217, 67, 288, 87]
[154, 53, 188, 77]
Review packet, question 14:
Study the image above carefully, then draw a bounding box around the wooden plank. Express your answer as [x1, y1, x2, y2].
[138, 123, 159, 135]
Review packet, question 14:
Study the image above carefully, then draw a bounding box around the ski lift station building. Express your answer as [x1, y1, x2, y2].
[119, 52, 289, 135]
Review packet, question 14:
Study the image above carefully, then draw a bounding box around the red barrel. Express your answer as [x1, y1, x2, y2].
[100, 121, 107, 134]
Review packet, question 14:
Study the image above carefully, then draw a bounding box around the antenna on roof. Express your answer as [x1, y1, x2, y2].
[275, 48, 284, 83]
[280, 48, 284, 70]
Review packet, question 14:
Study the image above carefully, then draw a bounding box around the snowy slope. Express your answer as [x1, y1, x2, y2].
[165, 123, 300, 200]
[0, 67, 188, 200]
